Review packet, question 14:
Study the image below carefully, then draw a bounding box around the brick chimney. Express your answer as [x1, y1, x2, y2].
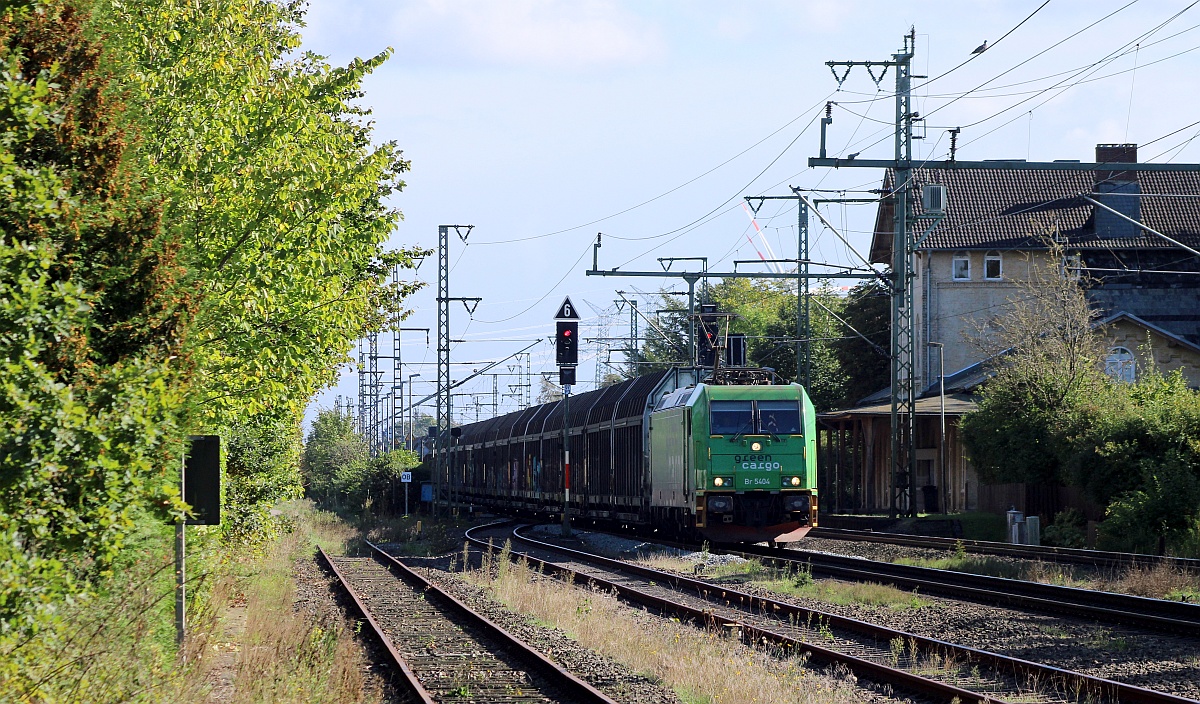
[1094, 143, 1141, 238]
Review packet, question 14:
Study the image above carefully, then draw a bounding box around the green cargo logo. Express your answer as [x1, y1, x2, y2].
[733, 454, 781, 470]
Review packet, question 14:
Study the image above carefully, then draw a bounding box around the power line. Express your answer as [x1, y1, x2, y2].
[470, 92, 836, 246]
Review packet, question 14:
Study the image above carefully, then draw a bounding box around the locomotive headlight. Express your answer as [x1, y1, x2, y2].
[789, 476, 802, 486]
[751, 441, 763, 451]
[713, 476, 725, 487]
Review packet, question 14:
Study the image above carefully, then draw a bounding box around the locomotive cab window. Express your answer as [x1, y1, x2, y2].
[710, 400, 753, 435]
[757, 401, 801, 434]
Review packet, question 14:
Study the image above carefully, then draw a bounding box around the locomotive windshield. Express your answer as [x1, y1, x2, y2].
[757, 401, 801, 434]
[710, 400, 753, 435]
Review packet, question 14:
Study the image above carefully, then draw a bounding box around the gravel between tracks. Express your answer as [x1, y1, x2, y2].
[397, 552, 685, 704]
[293, 552, 404, 703]
[528, 526, 1200, 700]
[397, 548, 917, 704]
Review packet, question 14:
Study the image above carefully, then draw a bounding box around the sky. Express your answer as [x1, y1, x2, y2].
[299, 0, 1200, 432]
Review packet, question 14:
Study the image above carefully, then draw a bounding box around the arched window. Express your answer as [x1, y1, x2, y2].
[1105, 347, 1136, 383]
[984, 251, 1002, 280]
[952, 252, 970, 280]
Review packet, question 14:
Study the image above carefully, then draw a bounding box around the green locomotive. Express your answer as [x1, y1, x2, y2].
[648, 381, 817, 542]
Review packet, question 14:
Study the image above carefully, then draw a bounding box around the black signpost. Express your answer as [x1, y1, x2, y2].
[555, 297, 578, 536]
[178, 435, 220, 649]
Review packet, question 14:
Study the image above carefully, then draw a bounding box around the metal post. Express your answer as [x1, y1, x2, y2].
[888, 30, 917, 517]
[630, 300, 639, 376]
[797, 197, 811, 386]
[175, 451, 185, 649]
[686, 275, 697, 367]
[408, 373, 420, 452]
[368, 331, 380, 455]
[562, 384, 572, 536]
[929, 342, 947, 514]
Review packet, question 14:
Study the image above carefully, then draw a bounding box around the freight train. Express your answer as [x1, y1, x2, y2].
[438, 367, 818, 543]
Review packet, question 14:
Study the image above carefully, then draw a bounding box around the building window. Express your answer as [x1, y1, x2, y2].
[984, 251, 1002, 280]
[952, 252, 970, 280]
[1105, 347, 1136, 384]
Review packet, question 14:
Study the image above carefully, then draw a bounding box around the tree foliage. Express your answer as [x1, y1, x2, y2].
[831, 276, 891, 405]
[99, 0, 430, 422]
[960, 244, 1109, 486]
[302, 409, 419, 514]
[635, 279, 855, 410]
[960, 243, 1200, 555]
[1, 0, 427, 650]
[222, 413, 303, 547]
[0, 2, 190, 637]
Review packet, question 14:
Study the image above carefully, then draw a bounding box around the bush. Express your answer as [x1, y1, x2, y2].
[1042, 508, 1086, 549]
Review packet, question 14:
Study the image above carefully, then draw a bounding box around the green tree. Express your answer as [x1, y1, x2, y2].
[960, 243, 1108, 486]
[831, 276, 890, 406]
[302, 410, 368, 506]
[301, 410, 418, 513]
[98, 0, 431, 425]
[0, 1, 190, 639]
[958, 242, 1200, 554]
[636, 279, 850, 409]
[222, 412, 303, 546]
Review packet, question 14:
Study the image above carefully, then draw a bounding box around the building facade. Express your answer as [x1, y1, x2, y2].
[820, 144, 1200, 517]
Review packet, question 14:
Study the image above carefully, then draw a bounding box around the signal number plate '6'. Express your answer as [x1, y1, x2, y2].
[743, 477, 772, 486]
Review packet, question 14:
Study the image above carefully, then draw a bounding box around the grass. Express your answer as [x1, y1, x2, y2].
[752, 575, 931, 610]
[915, 512, 1008, 541]
[0, 517, 215, 702]
[894, 553, 1024, 579]
[364, 511, 477, 556]
[1105, 563, 1200, 601]
[894, 546, 1200, 601]
[466, 545, 869, 704]
[637, 554, 931, 610]
[223, 501, 379, 703]
[0, 501, 381, 703]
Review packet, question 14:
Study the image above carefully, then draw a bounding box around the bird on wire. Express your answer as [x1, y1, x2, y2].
[971, 40, 988, 55]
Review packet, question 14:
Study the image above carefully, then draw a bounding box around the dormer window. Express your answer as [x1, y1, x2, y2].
[952, 252, 970, 280]
[984, 251, 1002, 280]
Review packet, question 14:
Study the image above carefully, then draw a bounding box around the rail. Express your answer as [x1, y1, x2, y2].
[319, 541, 620, 704]
[809, 527, 1200, 572]
[464, 524, 1195, 704]
[737, 543, 1200, 637]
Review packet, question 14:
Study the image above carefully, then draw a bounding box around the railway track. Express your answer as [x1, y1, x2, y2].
[730, 543, 1200, 637]
[317, 544, 618, 704]
[808, 527, 1200, 573]
[463, 522, 1198, 704]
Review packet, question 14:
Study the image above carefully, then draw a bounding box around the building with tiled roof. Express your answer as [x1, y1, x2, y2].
[816, 145, 1200, 520]
[869, 143, 1200, 385]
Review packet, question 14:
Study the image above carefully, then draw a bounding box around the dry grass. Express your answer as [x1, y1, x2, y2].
[636, 554, 930, 610]
[222, 501, 379, 704]
[0, 502, 375, 703]
[468, 547, 870, 704]
[882, 546, 1200, 602]
[1102, 563, 1200, 601]
[0, 523, 218, 703]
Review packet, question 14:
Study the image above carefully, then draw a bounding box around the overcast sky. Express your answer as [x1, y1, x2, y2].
[299, 0, 1200, 430]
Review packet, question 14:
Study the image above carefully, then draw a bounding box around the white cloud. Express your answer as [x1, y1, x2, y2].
[387, 0, 665, 70]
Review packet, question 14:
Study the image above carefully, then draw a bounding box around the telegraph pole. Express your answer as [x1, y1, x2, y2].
[436, 225, 479, 517]
[807, 31, 1200, 517]
[815, 29, 920, 517]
